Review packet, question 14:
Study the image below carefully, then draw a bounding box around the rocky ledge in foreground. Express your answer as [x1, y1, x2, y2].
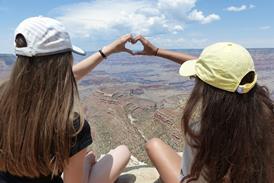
[116, 155, 161, 183]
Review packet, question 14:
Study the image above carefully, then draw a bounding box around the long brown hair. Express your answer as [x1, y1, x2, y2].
[0, 34, 83, 177]
[182, 72, 274, 183]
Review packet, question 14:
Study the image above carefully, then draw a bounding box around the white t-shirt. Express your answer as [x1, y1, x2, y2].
[179, 122, 207, 183]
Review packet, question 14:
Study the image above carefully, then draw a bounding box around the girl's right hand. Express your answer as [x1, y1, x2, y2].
[132, 35, 158, 56]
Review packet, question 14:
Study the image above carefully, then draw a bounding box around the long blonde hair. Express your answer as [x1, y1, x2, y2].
[0, 34, 83, 177]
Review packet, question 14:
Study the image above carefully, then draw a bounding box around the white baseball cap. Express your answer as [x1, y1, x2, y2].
[14, 16, 86, 57]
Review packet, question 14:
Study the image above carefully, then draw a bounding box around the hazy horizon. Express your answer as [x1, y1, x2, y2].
[1, 47, 274, 55]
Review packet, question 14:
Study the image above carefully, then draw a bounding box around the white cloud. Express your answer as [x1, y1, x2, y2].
[52, 0, 220, 39]
[149, 34, 209, 49]
[225, 4, 255, 12]
[226, 5, 247, 12]
[260, 26, 271, 30]
[54, 0, 175, 38]
[157, 0, 197, 18]
[47, 0, 221, 50]
[158, 0, 196, 9]
[188, 9, 220, 24]
[151, 36, 186, 48]
[249, 4, 256, 9]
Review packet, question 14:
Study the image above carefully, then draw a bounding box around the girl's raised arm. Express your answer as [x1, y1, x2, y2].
[73, 34, 133, 81]
[132, 35, 196, 65]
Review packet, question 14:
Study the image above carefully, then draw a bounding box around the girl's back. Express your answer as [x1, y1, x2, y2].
[0, 17, 92, 182]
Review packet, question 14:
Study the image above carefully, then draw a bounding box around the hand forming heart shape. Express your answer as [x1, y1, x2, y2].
[107, 34, 158, 56]
[125, 34, 158, 56]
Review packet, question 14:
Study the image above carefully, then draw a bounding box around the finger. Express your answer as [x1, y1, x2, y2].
[132, 34, 142, 43]
[121, 33, 133, 42]
[133, 35, 147, 45]
[124, 48, 134, 55]
[128, 35, 135, 43]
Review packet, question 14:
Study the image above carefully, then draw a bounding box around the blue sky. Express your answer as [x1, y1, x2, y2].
[0, 0, 273, 53]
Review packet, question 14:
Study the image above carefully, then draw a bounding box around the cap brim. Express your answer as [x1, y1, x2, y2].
[179, 59, 198, 77]
[72, 45, 86, 56]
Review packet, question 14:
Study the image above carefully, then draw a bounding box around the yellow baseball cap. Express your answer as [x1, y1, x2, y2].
[179, 42, 257, 94]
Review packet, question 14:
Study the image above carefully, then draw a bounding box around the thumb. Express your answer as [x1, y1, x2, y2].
[124, 48, 134, 55]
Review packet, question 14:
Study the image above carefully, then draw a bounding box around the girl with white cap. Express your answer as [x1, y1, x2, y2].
[0, 16, 133, 183]
[132, 35, 274, 183]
